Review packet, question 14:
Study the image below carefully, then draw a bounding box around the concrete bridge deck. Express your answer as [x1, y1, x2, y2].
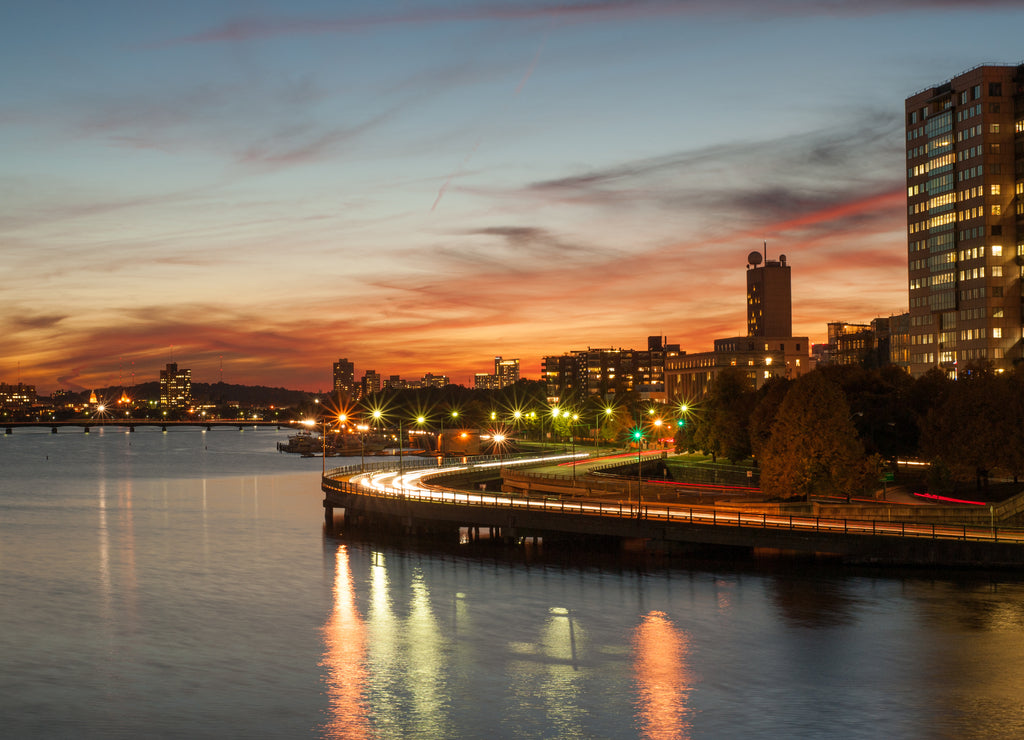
[322, 454, 1024, 567]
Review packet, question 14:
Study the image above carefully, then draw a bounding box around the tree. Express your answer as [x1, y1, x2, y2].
[760, 371, 876, 500]
[692, 366, 756, 462]
[748, 376, 789, 463]
[918, 369, 1024, 492]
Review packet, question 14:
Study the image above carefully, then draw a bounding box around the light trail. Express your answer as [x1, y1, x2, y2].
[329, 456, 1024, 546]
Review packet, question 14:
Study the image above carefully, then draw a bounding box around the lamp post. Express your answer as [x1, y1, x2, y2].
[357, 424, 369, 472]
[321, 416, 327, 476]
[440, 410, 456, 458]
[371, 409, 383, 475]
[632, 427, 644, 518]
[571, 412, 579, 482]
[397, 418, 404, 486]
[562, 409, 571, 451]
[493, 432, 506, 470]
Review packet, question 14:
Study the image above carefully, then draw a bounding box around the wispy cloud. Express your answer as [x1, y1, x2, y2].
[163, 1, 1024, 46]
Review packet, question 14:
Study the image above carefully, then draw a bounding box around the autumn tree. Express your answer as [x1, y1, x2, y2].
[919, 369, 1024, 491]
[691, 366, 757, 462]
[748, 376, 789, 463]
[760, 371, 876, 500]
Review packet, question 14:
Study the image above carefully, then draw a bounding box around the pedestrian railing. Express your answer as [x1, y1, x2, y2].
[323, 470, 1024, 546]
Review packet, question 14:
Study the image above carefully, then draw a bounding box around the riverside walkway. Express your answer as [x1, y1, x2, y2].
[322, 453, 1024, 567]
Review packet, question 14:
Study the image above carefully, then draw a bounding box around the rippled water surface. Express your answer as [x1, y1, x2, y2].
[3, 428, 1024, 739]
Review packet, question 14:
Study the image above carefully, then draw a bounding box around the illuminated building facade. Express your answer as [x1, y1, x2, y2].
[0, 382, 36, 408]
[542, 338, 671, 402]
[494, 357, 520, 388]
[746, 251, 792, 337]
[159, 363, 192, 409]
[906, 64, 1024, 376]
[332, 358, 355, 397]
[359, 370, 381, 399]
[665, 253, 808, 400]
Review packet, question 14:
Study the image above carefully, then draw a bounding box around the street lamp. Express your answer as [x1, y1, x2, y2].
[632, 427, 645, 517]
[598, 406, 614, 453]
[357, 424, 369, 471]
[571, 412, 579, 482]
[395, 416, 405, 488]
[493, 432, 506, 470]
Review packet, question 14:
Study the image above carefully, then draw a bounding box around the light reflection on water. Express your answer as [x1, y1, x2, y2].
[633, 611, 691, 740]
[3, 430, 1024, 738]
[320, 545, 372, 739]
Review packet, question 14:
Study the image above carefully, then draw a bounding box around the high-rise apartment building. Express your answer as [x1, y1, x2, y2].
[159, 363, 191, 409]
[494, 357, 520, 388]
[360, 370, 381, 398]
[906, 64, 1023, 376]
[542, 341, 670, 402]
[333, 358, 355, 397]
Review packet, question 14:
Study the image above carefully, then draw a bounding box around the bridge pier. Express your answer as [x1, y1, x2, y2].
[51, 427, 57, 434]
[324, 502, 334, 527]
[5, 427, 11, 435]
[83, 426, 90, 434]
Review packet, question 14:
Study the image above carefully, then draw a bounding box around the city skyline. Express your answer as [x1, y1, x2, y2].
[4, 1, 1024, 392]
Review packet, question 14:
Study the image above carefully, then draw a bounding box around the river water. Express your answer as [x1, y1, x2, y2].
[3, 427, 1024, 739]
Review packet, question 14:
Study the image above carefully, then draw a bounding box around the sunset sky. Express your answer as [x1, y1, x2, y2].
[4, 1, 1024, 393]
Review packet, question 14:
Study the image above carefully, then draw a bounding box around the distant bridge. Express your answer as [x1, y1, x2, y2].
[4, 420, 290, 434]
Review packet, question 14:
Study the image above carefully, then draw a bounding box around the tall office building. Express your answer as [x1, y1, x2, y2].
[332, 358, 355, 397]
[159, 363, 191, 409]
[746, 250, 792, 337]
[906, 64, 1023, 376]
[494, 357, 520, 388]
[665, 253, 807, 400]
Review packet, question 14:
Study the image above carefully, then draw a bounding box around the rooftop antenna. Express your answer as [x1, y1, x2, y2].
[764, 239, 768, 262]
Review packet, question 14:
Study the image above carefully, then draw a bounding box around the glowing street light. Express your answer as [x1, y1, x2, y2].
[598, 406, 614, 452]
[570, 412, 579, 481]
[632, 427, 645, 517]
[357, 424, 369, 471]
[493, 432, 506, 469]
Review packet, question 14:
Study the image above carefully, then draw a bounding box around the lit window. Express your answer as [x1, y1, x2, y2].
[991, 184, 1001, 196]
[994, 328, 1003, 339]
[992, 245, 1002, 256]
[992, 204, 1001, 216]
[990, 123, 1001, 134]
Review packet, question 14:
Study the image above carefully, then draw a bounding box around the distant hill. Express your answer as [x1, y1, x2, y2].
[75, 382, 315, 408]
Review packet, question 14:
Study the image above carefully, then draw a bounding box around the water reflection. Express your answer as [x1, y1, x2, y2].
[320, 544, 373, 739]
[633, 611, 692, 740]
[769, 574, 857, 628]
[404, 570, 450, 736]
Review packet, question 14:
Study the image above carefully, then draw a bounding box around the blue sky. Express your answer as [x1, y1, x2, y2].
[3, 0, 1024, 392]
